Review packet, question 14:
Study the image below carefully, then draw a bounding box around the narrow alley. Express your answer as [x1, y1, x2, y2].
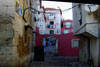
[0, 0, 99, 67]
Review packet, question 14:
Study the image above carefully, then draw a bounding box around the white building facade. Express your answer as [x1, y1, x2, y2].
[43, 8, 62, 35]
[73, 3, 100, 67]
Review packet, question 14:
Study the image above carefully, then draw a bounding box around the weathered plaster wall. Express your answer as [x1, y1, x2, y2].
[13, 0, 34, 66]
[0, 16, 14, 66]
[79, 36, 89, 62]
[72, 3, 82, 34]
[90, 38, 99, 67]
[0, 0, 15, 66]
[0, 0, 36, 66]
[73, 3, 100, 67]
[79, 34, 99, 67]
[0, 0, 15, 16]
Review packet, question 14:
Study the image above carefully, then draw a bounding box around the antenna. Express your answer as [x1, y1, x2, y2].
[85, 4, 99, 12]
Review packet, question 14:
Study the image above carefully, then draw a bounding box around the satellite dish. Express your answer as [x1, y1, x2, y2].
[85, 4, 99, 12]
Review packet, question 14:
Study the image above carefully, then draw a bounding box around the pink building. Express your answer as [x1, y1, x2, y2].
[34, 5, 79, 58]
[35, 19, 79, 57]
[61, 20, 73, 34]
[59, 20, 79, 56]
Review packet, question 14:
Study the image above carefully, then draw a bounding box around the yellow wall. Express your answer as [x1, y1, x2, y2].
[13, 0, 33, 66]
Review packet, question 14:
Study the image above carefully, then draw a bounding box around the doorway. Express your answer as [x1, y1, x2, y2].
[42, 37, 58, 57]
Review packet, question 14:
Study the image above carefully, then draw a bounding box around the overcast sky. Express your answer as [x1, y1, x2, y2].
[42, 1, 73, 20]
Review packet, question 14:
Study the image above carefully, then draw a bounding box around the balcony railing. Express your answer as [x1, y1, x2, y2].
[47, 24, 56, 29]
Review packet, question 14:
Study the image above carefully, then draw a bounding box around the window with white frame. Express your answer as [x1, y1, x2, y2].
[64, 30, 69, 34]
[71, 39, 79, 48]
[48, 13, 55, 20]
[50, 13, 54, 16]
[65, 22, 71, 28]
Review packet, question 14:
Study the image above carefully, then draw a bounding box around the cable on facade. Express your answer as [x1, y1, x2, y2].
[62, 4, 79, 12]
[87, 5, 92, 14]
[39, 4, 79, 14]
[23, 0, 40, 22]
[23, 7, 39, 22]
[23, 2, 79, 22]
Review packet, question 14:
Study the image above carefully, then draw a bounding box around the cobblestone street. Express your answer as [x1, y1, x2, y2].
[29, 51, 90, 67]
[29, 56, 90, 67]
[29, 45, 90, 67]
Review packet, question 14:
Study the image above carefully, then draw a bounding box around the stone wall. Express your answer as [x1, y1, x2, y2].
[0, 0, 37, 66]
[0, 15, 14, 66]
[0, 0, 15, 16]
[0, 0, 15, 66]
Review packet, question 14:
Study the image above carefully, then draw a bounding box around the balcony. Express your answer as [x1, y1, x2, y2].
[74, 22, 98, 38]
[73, 3, 99, 38]
[47, 24, 56, 29]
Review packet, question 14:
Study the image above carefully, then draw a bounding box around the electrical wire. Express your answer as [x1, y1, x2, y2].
[40, 4, 79, 14]
[62, 4, 79, 12]
[23, 1, 79, 22]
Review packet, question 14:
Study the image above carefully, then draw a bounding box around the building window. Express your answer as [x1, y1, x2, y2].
[50, 21, 54, 25]
[50, 13, 54, 16]
[47, 21, 56, 28]
[50, 30, 54, 34]
[40, 30, 44, 34]
[47, 24, 50, 28]
[78, 4, 82, 26]
[47, 13, 55, 20]
[65, 22, 71, 28]
[71, 39, 79, 48]
[61, 23, 63, 28]
[64, 30, 69, 34]
[16, 2, 22, 16]
[47, 24, 56, 28]
[57, 29, 61, 34]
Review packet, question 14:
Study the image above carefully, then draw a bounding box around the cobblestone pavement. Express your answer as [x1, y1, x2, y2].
[29, 45, 90, 67]
[29, 56, 90, 67]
